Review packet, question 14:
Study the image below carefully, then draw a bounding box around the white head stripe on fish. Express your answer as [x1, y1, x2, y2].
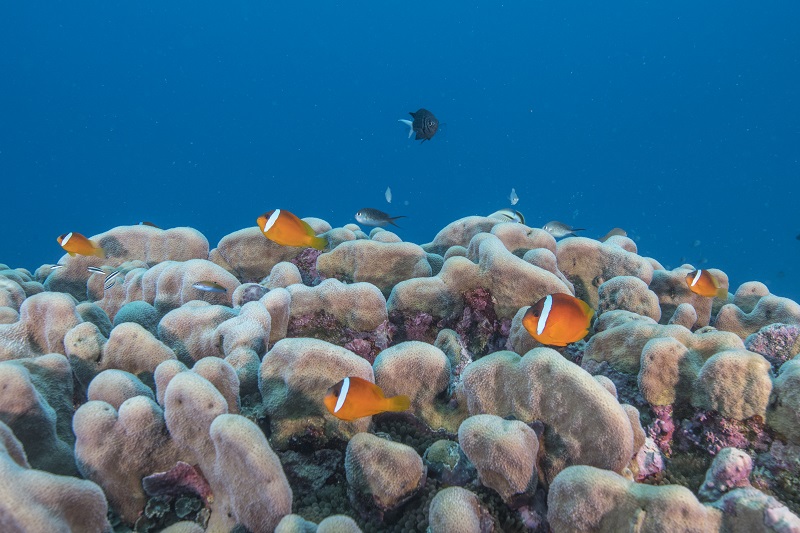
[537, 294, 553, 336]
[263, 209, 281, 232]
[334, 377, 350, 413]
[62, 232, 73, 246]
[691, 270, 702, 286]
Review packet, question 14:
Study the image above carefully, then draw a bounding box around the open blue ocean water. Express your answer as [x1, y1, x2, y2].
[1, 2, 798, 300]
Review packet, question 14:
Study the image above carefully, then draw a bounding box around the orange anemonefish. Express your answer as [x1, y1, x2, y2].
[323, 376, 410, 421]
[56, 232, 105, 258]
[522, 293, 594, 347]
[256, 209, 327, 251]
[685, 269, 728, 299]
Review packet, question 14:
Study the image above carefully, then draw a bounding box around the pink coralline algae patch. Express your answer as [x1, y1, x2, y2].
[676, 410, 772, 457]
[647, 404, 677, 456]
[142, 461, 214, 504]
[287, 310, 341, 339]
[390, 310, 439, 343]
[635, 438, 666, 480]
[288, 311, 390, 362]
[290, 248, 323, 286]
[455, 287, 509, 356]
[343, 338, 373, 359]
[343, 323, 392, 364]
[744, 323, 800, 372]
[391, 287, 510, 356]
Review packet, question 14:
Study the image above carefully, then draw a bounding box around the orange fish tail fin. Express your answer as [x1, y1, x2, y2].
[386, 395, 411, 413]
[93, 246, 106, 258]
[716, 287, 729, 300]
[311, 236, 328, 251]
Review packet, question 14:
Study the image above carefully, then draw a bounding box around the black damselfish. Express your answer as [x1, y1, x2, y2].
[399, 108, 439, 142]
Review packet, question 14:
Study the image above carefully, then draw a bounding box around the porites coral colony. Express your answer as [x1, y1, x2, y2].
[0, 213, 799, 532]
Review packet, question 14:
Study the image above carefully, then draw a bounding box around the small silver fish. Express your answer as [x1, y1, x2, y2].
[87, 266, 107, 275]
[104, 271, 121, 290]
[509, 188, 519, 205]
[490, 208, 525, 224]
[193, 281, 227, 293]
[50, 264, 64, 270]
[543, 221, 585, 238]
[355, 208, 406, 228]
[599, 228, 627, 242]
[385, 186, 392, 204]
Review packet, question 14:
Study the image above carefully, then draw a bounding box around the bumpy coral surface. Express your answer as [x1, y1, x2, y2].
[1, 217, 799, 532]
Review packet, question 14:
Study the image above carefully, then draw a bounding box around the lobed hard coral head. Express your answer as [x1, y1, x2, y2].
[213, 224, 326, 282]
[458, 414, 539, 505]
[259, 338, 374, 448]
[389, 233, 572, 346]
[0, 420, 111, 532]
[317, 239, 432, 298]
[598, 275, 661, 322]
[460, 347, 635, 484]
[767, 358, 800, 445]
[0, 292, 83, 360]
[547, 465, 722, 532]
[428, 486, 493, 533]
[374, 341, 464, 432]
[344, 432, 426, 517]
[0, 355, 76, 475]
[716, 289, 800, 339]
[73, 395, 182, 523]
[556, 237, 654, 311]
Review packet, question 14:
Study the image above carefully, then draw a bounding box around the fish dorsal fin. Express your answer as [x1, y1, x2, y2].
[299, 219, 317, 236]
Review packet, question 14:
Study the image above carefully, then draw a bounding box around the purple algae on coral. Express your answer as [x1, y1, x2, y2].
[647, 404, 677, 456]
[454, 287, 508, 357]
[676, 409, 772, 457]
[289, 311, 391, 363]
[142, 461, 214, 504]
[290, 248, 323, 286]
[744, 323, 800, 372]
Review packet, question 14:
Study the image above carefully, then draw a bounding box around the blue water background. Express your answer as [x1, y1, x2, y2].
[1, 2, 798, 300]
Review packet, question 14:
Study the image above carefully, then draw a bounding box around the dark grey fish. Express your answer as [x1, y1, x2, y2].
[193, 281, 227, 293]
[543, 221, 585, 238]
[87, 266, 107, 275]
[139, 221, 160, 228]
[355, 208, 406, 228]
[398, 108, 439, 142]
[599, 228, 627, 242]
